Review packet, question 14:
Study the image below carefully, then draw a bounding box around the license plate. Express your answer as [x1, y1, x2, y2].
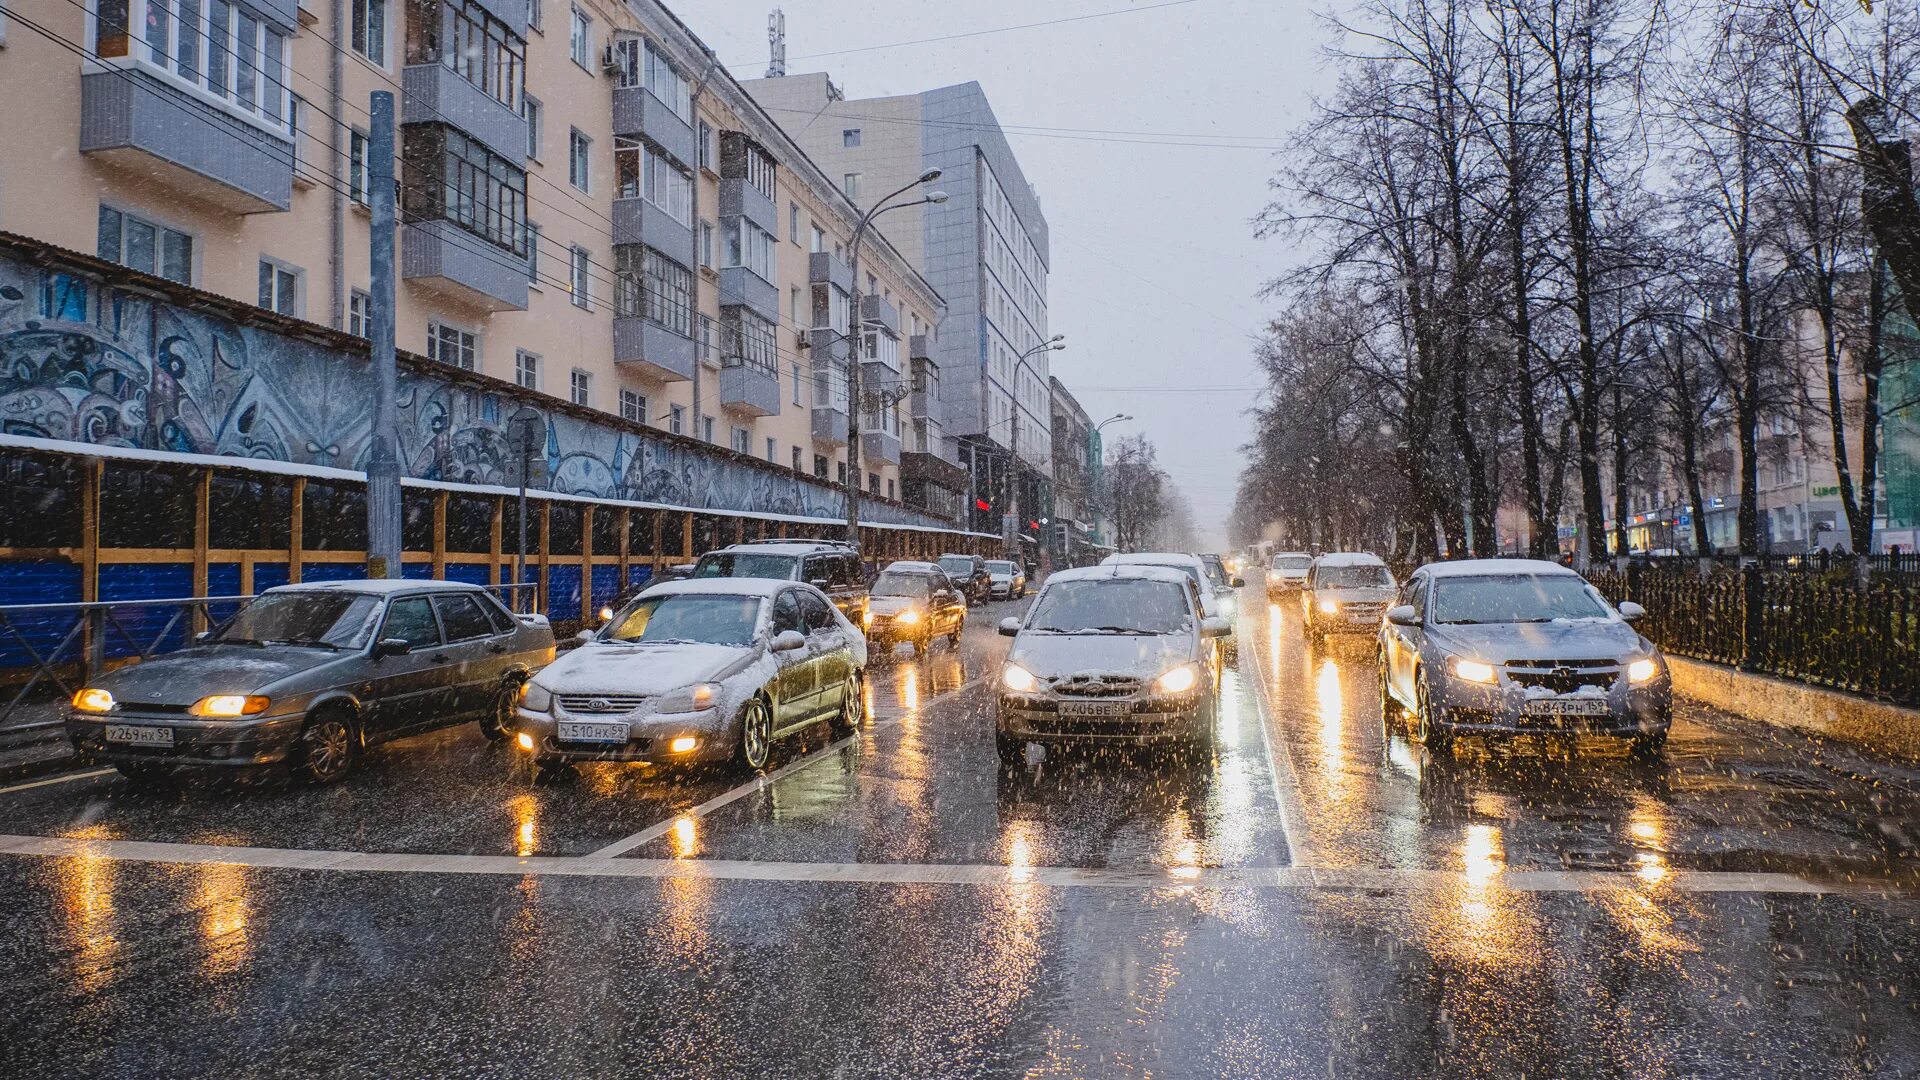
[1523, 698, 1610, 717]
[557, 721, 629, 743]
[105, 724, 174, 746]
[1059, 701, 1129, 718]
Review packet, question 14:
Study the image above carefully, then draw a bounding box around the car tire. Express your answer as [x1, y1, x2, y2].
[1630, 728, 1669, 757]
[830, 673, 863, 734]
[995, 731, 1026, 769]
[113, 762, 174, 786]
[913, 632, 930, 656]
[734, 696, 774, 774]
[477, 679, 520, 742]
[290, 709, 357, 784]
[1415, 672, 1452, 754]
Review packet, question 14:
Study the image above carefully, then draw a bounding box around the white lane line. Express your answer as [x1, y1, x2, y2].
[0, 768, 115, 797]
[584, 675, 988, 859]
[0, 832, 1868, 894]
[1243, 628, 1320, 871]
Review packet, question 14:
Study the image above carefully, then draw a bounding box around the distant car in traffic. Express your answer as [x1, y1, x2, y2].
[1377, 559, 1671, 754]
[1102, 551, 1238, 661]
[985, 559, 1028, 599]
[516, 579, 866, 774]
[1266, 551, 1313, 599]
[937, 553, 993, 605]
[995, 564, 1232, 763]
[67, 580, 555, 784]
[866, 562, 968, 655]
[690, 539, 870, 626]
[1302, 552, 1396, 644]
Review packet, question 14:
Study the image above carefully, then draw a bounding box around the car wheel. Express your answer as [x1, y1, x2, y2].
[290, 710, 357, 784]
[734, 696, 773, 773]
[477, 679, 520, 742]
[1415, 672, 1452, 754]
[1630, 728, 1669, 757]
[831, 672, 864, 734]
[113, 762, 175, 787]
[913, 632, 930, 656]
[995, 731, 1026, 769]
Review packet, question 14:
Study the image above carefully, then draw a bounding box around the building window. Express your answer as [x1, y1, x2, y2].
[722, 310, 778, 373]
[569, 369, 591, 406]
[527, 223, 541, 284]
[515, 349, 539, 390]
[702, 415, 715, 443]
[723, 218, 776, 282]
[401, 124, 528, 256]
[527, 0, 540, 32]
[867, 473, 879, 495]
[791, 286, 803, 325]
[810, 225, 825, 254]
[427, 322, 477, 370]
[843, 128, 861, 147]
[614, 245, 692, 334]
[699, 221, 714, 268]
[414, 0, 523, 112]
[887, 478, 895, 500]
[792, 446, 804, 472]
[98, 206, 193, 284]
[349, 128, 370, 206]
[610, 36, 641, 88]
[523, 95, 542, 160]
[792, 361, 803, 405]
[814, 454, 828, 479]
[730, 426, 750, 454]
[842, 173, 861, 200]
[257, 258, 300, 316]
[766, 437, 778, 462]
[723, 134, 777, 199]
[614, 137, 692, 226]
[697, 120, 713, 171]
[568, 128, 591, 192]
[669, 404, 686, 435]
[352, 0, 387, 65]
[643, 39, 693, 123]
[569, 245, 591, 309]
[348, 289, 371, 337]
[621, 389, 646, 424]
[837, 461, 848, 485]
[94, 0, 292, 131]
[569, 6, 591, 69]
[789, 203, 800, 243]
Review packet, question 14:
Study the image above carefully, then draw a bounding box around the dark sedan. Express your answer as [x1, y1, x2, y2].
[66, 580, 556, 784]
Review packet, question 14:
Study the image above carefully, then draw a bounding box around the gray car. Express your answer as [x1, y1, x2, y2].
[1377, 559, 1671, 754]
[66, 580, 556, 784]
[996, 564, 1232, 764]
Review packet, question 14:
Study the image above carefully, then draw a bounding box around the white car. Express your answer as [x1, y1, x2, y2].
[514, 579, 866, 774]
[1102, 551, 1238, 660]
[985, 559, 1028, 599]
[1267, 552, 1313, 598]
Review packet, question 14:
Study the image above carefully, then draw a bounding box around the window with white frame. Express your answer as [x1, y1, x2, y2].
[766, 437, 777, 462]
[843, 129, 861, 147]
[401, 124, 527, 256]
[620, 389, 646, 424]
[730, 426, 750, 454]
[257, 258, 300, 316]
[570, 368, 590, 406]
[723, 218, 776, 282]
[419, 0, 523, 112]
[810, 225, 825, 254]
[697, 120, 713, 171]
[527, 222, 541, 284]
[669, 404, 685, 434]
[568, 128, 591, 192]
[98, 206, 193, 284]
[702, 415, 715, 443]
[842, 173, 861, 200]
[793, 446, 804, 473]
[724, 310, 777, 373]
[352, 0, 386, 65]
[614, 137, 692, 226]
[515, 349, 539, 390]
[811, 283, 850, 333]
[348, 289, 371, 337]
[789, 203, 800, 243]
[569, 245, 591, 308]
[527, 0, 540, 32]
[791, 361, 803, 405]
[568, 6, 591, 68]
[699, 221, 714, 269]
[523, 95, 542, 160]
[643, 39, 692, 123]
[610, 36, 641, 88]
[428, 322, 477, 370]
[349, 128, 370, 206]
[699, 314, 715, 363]
[614, 245, 692, 334]
[92, 0, 293, 132]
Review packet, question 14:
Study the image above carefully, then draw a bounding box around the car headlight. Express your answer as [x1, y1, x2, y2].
[1001, 664, 1039, 693]
[1318, 599, 1339, 614]
[599, 605, 615, 623]
[1155, 663, 1200, 694]
[1627, 657, 1660, 684]
[189, 694, 271, 717]
[862, 610, 874, 629]
[72, 688, 116, 713]
[897, 608, 921, 625]
[657, 683, 720, 713]
[1449, 659, 1497, 685]
[522, 683, 552, 712]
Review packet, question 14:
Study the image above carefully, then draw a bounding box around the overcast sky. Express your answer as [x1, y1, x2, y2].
[693, 0, 1330, 549]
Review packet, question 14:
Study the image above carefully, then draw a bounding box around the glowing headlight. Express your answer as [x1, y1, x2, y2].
[667, 735, 700, 754]
[516, 732, 536, 751]
[658, 683, 720, 712]
[1001, 664, 1039, 693]
[189, 694, 271, 717]
[599, 605, 615, 623]
[1318, 600, 1339, 614]
[1155, 663, 1199, 694]
[522, 683, 552, 712]
[862, 610, 874, 629]
[897, 608, 921, 625]
[1627, 657, 1660, 684]
[1450, 659, 1497, 685]
[72, 688, 116, 713]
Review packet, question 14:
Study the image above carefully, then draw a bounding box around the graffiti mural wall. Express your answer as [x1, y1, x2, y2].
[0, 247, 950, 529]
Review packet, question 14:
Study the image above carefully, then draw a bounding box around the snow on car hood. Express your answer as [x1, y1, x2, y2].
[1011, 632, 1195, 680]
[97, 645, 343, 704]
[1426, 618, 1646, 663]
[1315, 587, 1395, 604]
[533, 640, 749, 695]
[868, 596, 922, 616]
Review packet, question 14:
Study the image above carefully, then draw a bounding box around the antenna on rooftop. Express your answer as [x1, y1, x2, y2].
[767, 9, 787, 77]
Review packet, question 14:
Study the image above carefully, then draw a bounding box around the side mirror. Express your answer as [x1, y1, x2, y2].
[1200, 617, 1232, 639]
[373, 637, 413, 658]
[998, 617, 1022, 637]
[574, 629, 596, 644]
[771, 629, 807, 652]
[1231, 577, 1246, 589]
[1385, 605, 1418, 627]
[1617, 601, 1646, 622]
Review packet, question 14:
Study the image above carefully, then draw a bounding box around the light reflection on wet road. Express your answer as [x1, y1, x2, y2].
[1, 584, 1918, 1077]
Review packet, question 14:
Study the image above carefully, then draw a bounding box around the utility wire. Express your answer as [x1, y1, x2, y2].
[777, 0, 1204, 63]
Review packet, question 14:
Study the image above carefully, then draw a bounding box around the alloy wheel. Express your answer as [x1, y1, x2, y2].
[740, 698, 772, 771]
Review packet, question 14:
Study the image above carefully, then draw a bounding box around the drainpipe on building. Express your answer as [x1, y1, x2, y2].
[328, 0, 345, 330]
[688, 49, 719, 450]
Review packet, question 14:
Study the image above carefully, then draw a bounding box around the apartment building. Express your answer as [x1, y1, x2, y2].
[0, 0, 941, 510]
[740, 71, 1052, 536]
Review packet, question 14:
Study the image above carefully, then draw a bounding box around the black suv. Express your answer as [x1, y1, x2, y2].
[937, 553, 993, 606]
[690, 540, 871, 625]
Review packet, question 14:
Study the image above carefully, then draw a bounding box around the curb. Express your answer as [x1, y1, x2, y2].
[0, 735, 80, 785]
[1669, 657, 1920, 761]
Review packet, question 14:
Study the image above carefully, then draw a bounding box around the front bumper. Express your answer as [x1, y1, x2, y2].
[998, 692, 1208, 744]
[1306, 607, 1385, 635]
[515, 705, 733, 764]
[66, 710, 307, 766]
[1430, 675, 1672, 736]
[867, 614, 928, 643]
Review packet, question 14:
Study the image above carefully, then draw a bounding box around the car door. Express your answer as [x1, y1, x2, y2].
[768, 589, 814, 726]
[366, 595, 456, 735]
[797, 589, 847, 719]
[431, 591, 505, 718]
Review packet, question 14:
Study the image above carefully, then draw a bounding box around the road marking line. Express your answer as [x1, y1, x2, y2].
[1243, 626, 1320, 871]
[584, 676, 987, 859]
[0, 768, 115, 796]
[0, 832, 1872, 894]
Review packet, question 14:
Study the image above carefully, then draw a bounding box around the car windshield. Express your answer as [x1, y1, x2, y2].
[1026, 579, 1192, 635]
[1200, 557, 1227, 585]
[214, 592, 383, 649]
[692, 553, 798, 580]
[1275, 555, 1313, 570]
[986, 561, 1016, 574]
[871, 572, 932, 598]
[1431, 575, 1612, 625]
[1316, 565, 1392, 589]
[1122, 561, 1203, 590]
[603, 594, 763, 646]
[938, 557, 974, 575]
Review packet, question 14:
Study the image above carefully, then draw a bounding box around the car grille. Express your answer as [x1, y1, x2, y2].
[1028, 718, 1163, 737]
[1342, 602, 1387, 617]
[1049, 674, 1143, 698]
[556, 694, 651, 714]
[113, 702, 191, 714]
[1503, 659, 1618, 693]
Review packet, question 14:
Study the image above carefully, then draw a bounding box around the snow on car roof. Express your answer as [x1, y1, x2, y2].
[712, 543, 837, 557]
[1312, 552, 1388, 567]
[269, 579, 484, 595]
[1420, 558, 1581, 579]
[883, 560, 942, 573]
[1047, 564, 1194, 586]
[1103, 552, 1205, 569]
[639, 577, 791, 599]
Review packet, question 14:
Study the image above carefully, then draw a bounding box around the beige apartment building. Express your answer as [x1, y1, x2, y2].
[0, 0, 942, 508]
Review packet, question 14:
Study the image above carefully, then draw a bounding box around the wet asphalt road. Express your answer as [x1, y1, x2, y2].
[2, 581, 1919, 1077]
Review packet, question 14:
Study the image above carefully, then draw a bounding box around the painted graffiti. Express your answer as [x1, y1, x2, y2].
[0, 255, 947, 528]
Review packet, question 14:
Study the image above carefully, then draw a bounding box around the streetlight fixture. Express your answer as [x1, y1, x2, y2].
[1003, 335, 1067, 555]
[843, 168, 946, 551]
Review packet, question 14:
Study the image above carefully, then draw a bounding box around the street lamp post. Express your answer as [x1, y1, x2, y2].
[1091, 413, 1130, 548]
[1005, 336, 1065, 557]
[844, 170, 947, 551]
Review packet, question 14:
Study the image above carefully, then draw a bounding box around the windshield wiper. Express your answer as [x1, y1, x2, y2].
[1074, 625, 1156, 635]
[249, 637, 343, 650]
